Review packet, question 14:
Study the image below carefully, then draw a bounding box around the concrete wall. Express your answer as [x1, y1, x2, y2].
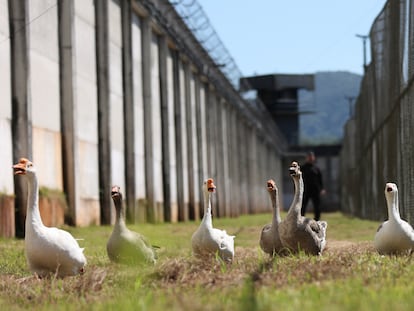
[131, 13, 147, 221]
[109, 0, 125, 223]
[166, 47, 178, 221]
[28, 1, 62, 190]
[0, 0, 13, 194]
[73, 0, 100, 226]
[1, 0, 286, 232]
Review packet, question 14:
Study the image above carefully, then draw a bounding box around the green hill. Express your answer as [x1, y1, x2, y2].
[299, 71, 362, 145]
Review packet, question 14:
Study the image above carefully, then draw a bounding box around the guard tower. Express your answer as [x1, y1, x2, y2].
[241, 74, 314, 146]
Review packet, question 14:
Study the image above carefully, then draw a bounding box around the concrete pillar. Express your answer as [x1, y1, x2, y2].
[58, 0, 77, 225]
[196, 82, 208, 215]
[205, 88, 212, 176]
[120, 0, 136, 222]
[231, 108, 239, 216]
[238, 120, 249, 215]
[206, 87, 216, 177]
[131, 13, 146, 223]
[225, 105, 233, 216]
[230, 108, 240, 217]
[109, 0, 125, 225]
[190, 74, 202, 220]
[221, 101, 230, 217]
[142, 17, 164, 222]
[141, 17, 153, 221]
[176, 59, 190, 221]
[165, 46, 178, 222]
[95, 0, 112, 225]
[206, 89, 218, 216]
[172, 51, 185, 221]
[158, 35, 171, 221]
[215, 98, 227, 217]
[248, 128, 258, 213]
[184, 64, 196, 220]
[9, 0, 32, 237]
[215, 94, 225, 217]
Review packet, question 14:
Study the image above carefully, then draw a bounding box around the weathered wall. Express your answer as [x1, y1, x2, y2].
[73, 0, 100, 226]
[0, 0, 13, 194]
[29, 1, 62, 191]
[1, 0, 287, 234]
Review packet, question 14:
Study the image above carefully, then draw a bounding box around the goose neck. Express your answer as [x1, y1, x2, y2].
[25, 174, 44, 229]
[386, 193, 400, 221]
[287, 175, 303, 218]
[202, 191, 213, 228]
[270, 190, 281, 225]
[114, 199, 127, 228]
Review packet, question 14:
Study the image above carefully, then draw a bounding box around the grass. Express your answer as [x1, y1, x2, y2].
[0, 212, 412, 310]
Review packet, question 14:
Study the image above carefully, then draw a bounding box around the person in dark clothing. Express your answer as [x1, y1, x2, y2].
[301, 151, 325, 221]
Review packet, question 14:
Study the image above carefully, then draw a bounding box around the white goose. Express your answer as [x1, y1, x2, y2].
[374, 182, 414, 254]
[107, 185, 157, 264]
[278, 162, 327, 255]
[259, 179, 284, 256]
[13, 158, 86, 277]
[191, 178, 235, 262]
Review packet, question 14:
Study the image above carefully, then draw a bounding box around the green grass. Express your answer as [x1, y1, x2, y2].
[0, 212, 412, 311]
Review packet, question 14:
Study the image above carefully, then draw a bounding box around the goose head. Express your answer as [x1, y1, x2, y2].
[13, 158, 36, 177]
[384, 182, 398, 204]
[267, 179, 277, 193]
[203, 178, 216, 193]
[111, 185, 123, 207]
[384, 182, 399, 215]
[289, 161, 301, 179]
[385, 183, 397, 195]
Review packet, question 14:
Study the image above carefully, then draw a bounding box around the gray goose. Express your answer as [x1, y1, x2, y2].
[107, 185, 157, 264]
[259, 179, 284, 255]
[278, 162, 327, 255]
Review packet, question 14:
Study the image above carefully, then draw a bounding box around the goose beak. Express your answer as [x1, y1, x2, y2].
[289, 162, 300, 176]
[13, 158, 32, 175]
[208, 185, 216, 193]
[13, 163, 26, 175]
[111, 186, 121, 197]
[207, 178, 216, 193]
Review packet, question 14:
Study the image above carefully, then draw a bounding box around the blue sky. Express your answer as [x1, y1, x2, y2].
[195, 1, 387, 76]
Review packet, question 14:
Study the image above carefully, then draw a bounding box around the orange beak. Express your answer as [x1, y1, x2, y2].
[13, 158, 30, 175]
[207, 178, 216, 192]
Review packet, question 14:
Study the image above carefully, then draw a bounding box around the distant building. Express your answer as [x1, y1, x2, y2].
[241, 74, 342, 213]
[241, 74, 314, 146]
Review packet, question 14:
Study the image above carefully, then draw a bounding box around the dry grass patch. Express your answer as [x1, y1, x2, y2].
[148, 240, 379, 291]
[0, 266, 107, 308]
[151, 247, 259, 288]
[2, 213, 412, 310]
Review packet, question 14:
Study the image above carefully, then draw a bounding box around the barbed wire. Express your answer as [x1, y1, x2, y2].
[169, 0, 244, 90]
[0, 2, 58, 45]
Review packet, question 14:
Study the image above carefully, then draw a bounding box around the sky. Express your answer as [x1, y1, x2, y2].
[195, 1, 388, 76]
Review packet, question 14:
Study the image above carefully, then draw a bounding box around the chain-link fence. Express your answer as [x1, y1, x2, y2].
[340, 0, 414, 223]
